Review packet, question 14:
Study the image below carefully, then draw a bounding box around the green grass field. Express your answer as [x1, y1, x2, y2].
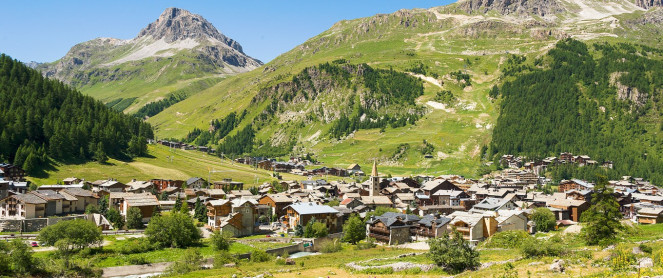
[28, 144, 317, 186]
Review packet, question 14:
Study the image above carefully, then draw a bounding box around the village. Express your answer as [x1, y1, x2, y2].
[1, 151, 661, 248]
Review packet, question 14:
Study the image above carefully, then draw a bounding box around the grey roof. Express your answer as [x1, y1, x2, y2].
[63, 188, 96, 198]
[13, 193, 47, 204]
[186, 177, 203, 185]
[380, 212, 421, 222]
[286, 202, 338, 215]
[418, 214, 452, 227]
[124, 194, 159, 207]
[33, 190, 66, 201]
[474, 197, 513, 210]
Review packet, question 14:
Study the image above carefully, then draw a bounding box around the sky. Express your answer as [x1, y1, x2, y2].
[0, 1, 456, 64]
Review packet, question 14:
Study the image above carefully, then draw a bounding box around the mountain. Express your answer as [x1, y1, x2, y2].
[36, 7, 261, 113]
[29, 0, 663, 178]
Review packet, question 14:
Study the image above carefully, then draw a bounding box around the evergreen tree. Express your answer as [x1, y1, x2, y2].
[93, 142, 108, 164]
[580, 175, 622, 245]
[342, 215, 365, 244]
[173, 197, 182, 212]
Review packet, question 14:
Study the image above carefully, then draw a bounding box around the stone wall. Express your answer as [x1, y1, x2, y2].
[0, 215, 88, 232]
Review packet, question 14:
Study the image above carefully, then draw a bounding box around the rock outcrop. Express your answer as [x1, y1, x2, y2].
[457, 0, 566, 17]
[635, 0, 663, 9]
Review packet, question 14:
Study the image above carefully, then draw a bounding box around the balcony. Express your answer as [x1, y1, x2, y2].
[369, 233, 390, 242]
[454, 226, 470, 233]
[369, 226, 389, 234]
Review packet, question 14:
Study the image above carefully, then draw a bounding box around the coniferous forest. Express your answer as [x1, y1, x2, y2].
[0, 54, 153, 173]
[490, 39, 663, 184]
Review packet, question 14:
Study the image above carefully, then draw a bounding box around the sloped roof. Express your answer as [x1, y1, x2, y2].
[186, 177, 204, 185]
[13, 193, 47, 204]
[286, 202, 338, 215]
[124, 194, 159, 207]
[63, 188, 96, 198]
[360, 196, 393, 205]
[418, 214, 452, 227]
[207, 199, 230, 206]
[33, 190, 66, 201]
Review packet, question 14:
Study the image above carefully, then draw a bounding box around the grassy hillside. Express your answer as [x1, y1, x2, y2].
[39, 1, 663, 179]
[28, 144, 320, 186]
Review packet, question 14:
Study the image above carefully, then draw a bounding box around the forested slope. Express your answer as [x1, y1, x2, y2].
[0, 54, 153, 174]
[490, 39, 663, 183]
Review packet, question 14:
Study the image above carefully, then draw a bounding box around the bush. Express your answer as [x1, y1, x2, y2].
[639, 244, 652, 254]
[319, 239, 343, 253]
[250, 250, 273, 263]
[213, 251, 237, 268]
[275, 258, 286, 265]
[116, 238, 157, 255]
[531, 207, 556, 232]
[427, 230, 480, 274]
[145, 213, 201, 248]
[482, 230, 529, 249]
[610, 246, 636, 271]
[653, 249, 663, 266]
[520, 236, 565, 258]
[167, 249, 202, 275]
[210, 231, 232, 251]
[355, 238, 377, 250]
[128, 255, 149, 265]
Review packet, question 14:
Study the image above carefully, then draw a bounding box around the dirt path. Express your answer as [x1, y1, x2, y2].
[101, 262, 171, 278]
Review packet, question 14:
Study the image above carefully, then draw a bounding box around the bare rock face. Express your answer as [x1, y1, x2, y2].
[610, 72, 648, 106]
[138, 7, 244, 53]
[635, 0, 663, 9]
[550, 259, 565, 273]
[457, 0, 565, 17]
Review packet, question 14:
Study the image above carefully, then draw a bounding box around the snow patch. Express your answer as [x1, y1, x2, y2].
[105, 38, 200, 66]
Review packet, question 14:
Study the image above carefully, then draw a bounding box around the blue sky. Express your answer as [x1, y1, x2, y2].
[0, 1, 455, 63]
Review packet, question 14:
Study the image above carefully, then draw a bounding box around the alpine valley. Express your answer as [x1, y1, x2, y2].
[23, 0, 663, 181]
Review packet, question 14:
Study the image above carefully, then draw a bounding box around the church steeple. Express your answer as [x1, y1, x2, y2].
[370, 160, 380, 196]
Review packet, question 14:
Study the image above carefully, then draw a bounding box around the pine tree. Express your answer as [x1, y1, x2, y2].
[93, 142, 108, 164]
[580, 175, 622, 245]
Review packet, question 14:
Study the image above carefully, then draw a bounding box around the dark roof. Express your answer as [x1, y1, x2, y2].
[418, 214, 452, 227]
[380, 212, 421, 222]
[33, 190, 66, 201]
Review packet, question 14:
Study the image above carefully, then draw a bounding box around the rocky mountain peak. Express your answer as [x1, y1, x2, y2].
[457, 0, 565, 17]
[137, 7, 244, 53]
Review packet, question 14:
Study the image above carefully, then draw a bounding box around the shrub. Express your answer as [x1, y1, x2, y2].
[355, 238, 377, 250]
[653, 249, 663, 266]
[210, 231, 232, 251]
[359, 267, 394, 275]
[427, 230, 480, 274]
[213, 251, 237, 268]
[482, 230, 529, 249]
[250, 250, 272, 263]
[116, 238, 157, 254]
[275, 258, 286, 265]
[520, 236, 565, 258]
[319, 239, 343, 253]
[639, 244, 652, 254]
[167, 249, 202, 275]
[128, 255, 149, 265]
[610, 246, 636, 271]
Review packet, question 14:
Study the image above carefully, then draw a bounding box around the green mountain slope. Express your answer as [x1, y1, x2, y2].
[0, 54, 153, 175]
[145, 0, 663, 177]
[491, 39, 663, 183]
